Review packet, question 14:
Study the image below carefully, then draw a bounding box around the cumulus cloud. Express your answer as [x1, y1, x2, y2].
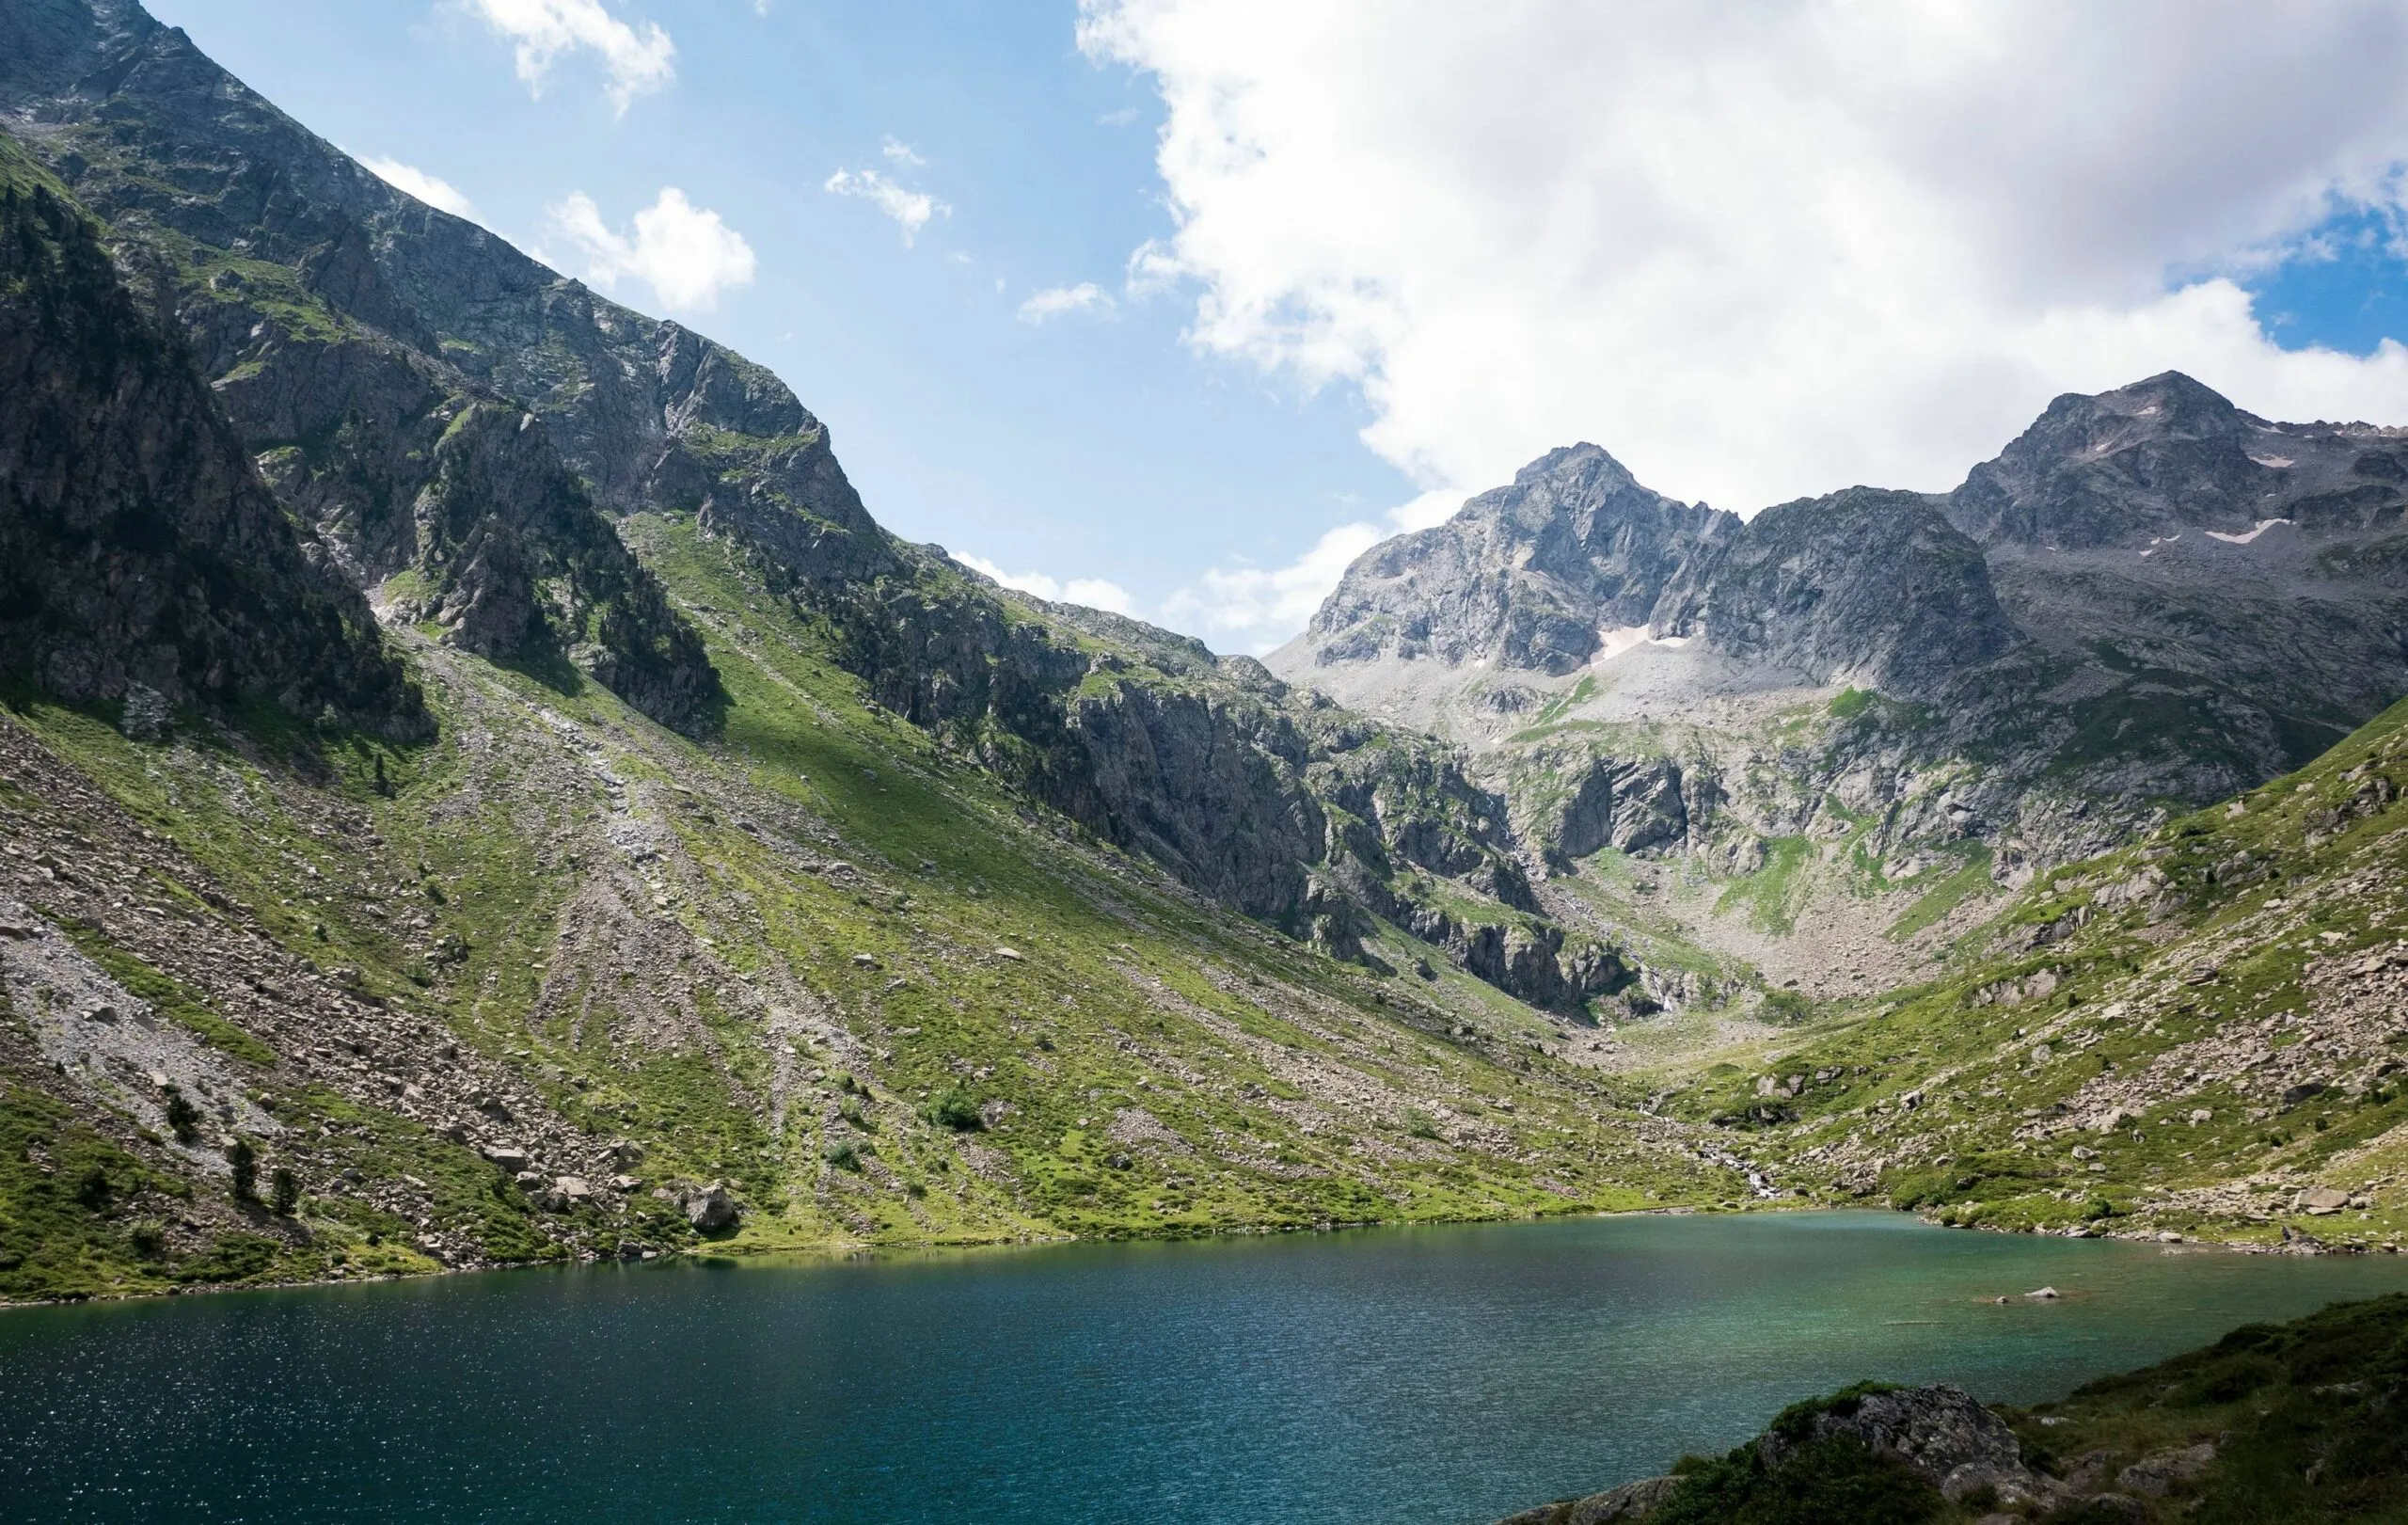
[1156, 487, 1461, 653]
[956, 553, 1135, 615]
[459, 0, 674, 113]
[360, 156, 478, 220]
[881, 136, 927, 167]
[1082, 0, 2408, 545]
[547, 187, 756, 310]
[1017, 282, 1117, 324]
[823, 167, 948, 246]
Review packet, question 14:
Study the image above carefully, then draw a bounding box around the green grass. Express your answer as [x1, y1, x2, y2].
[1717, 836, 1814, 933]
[1883, 843, 1995, 942]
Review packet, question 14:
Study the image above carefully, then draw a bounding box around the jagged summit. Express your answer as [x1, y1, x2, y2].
[1292, 441, 1733, 675]
[1949, 369, 2408, 548]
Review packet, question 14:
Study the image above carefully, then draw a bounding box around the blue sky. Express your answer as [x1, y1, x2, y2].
[141, 2, 2408, 653]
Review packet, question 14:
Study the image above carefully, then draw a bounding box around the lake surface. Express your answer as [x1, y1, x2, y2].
[7, 1212, 2408, 1524]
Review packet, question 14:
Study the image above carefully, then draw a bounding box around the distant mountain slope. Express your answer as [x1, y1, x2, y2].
[1703, 691, 2408, 1247]
[1273, 374, 2408, 985]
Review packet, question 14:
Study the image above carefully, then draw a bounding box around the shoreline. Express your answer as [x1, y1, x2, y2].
[7, 1197, 2389, 1312]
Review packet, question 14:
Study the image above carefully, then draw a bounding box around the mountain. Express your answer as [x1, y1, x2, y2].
[1272, 375, 2408, 993]
[0, 0, 1763, 1304]
[4, 0, 2403, 1307]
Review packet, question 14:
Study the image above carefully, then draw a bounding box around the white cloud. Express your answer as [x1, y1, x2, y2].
[956, 553, 1136, 615]
[823, 167, 948, 246]
[360, 156, 478, 220]
[459, 0, 674, 113]
[1122, 238, 1181, 298]
[1160, 520, 1388, 655]
[1017, 282, 1117, 324]
[881, 136, 927, 168]
[546, 187, 756, 311]
[1082, 0, 2408, 526]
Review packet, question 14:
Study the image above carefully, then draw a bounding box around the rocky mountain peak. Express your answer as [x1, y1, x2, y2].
[1949, 369, 2408, 548]
[1291, 441, 1732, 675]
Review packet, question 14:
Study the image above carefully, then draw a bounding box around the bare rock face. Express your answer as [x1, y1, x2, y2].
[1656, 488, 2020, 700]
[0, 0, 723, 733]
[0, 178, 425, 739]
[1277, 371, 2408, 900]
[1948, 370, 2407, 548]
[1302, 443, 1734, 674]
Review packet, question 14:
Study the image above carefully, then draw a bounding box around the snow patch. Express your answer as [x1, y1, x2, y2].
[1592, 625, 1692, 664]
[2247, 453, 2294, 469]
[2207, 517, 2292, 545]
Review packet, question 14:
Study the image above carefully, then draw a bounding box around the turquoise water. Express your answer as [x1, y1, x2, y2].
[6, 1212, 2407, 1524]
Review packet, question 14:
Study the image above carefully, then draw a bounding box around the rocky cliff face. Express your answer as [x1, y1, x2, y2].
[0, 170, 421, 736]
[0, 0, 724, 733]
[1948, 369, 2408, 548]
[1656, 487, 2019, 700]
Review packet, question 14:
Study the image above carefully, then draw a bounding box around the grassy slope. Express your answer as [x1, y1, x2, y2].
[0, 511, 1745, 1303]
[1673, 696, 2408, 1245]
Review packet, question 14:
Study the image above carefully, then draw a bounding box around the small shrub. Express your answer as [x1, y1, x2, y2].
[269, 1167, 301, 1215]
[163, 1087, 201, 1145]
[74, 1163, 114, 1211]
[1402, 1109, 1441, 1141]
[128, 1219, 166, 1259]
[822, 1139, 862, 1171]
[922, 1088, 985, 1133]
[225, 1136, 258, 1202]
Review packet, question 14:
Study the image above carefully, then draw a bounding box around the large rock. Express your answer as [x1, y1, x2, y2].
[683, 1183, 739, 1232]
[1496, 1474, 1682, 1524]
[1758, 1384, 2041, 1504]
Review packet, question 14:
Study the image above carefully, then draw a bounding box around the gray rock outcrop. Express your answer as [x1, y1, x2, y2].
[0, 173, 424, 737]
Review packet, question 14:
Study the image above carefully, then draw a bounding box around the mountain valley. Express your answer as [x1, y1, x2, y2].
[1, 0, 2406, 1316]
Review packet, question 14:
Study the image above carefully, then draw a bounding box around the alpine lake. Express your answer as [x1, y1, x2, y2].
[6, 1210, 2406, 1524]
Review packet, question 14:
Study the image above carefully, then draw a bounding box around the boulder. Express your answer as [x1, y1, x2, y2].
[1495, 1474, 1682, 1524]
[553, 1176, 592, 1203]
[482, 1145, 531, 1173]
[1758, 1385, 2043, 1505]
[684, 1183, 740, 1231]
[2296, 1186, 2351, 1215]
[2118, 1441, 2217, 1498]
